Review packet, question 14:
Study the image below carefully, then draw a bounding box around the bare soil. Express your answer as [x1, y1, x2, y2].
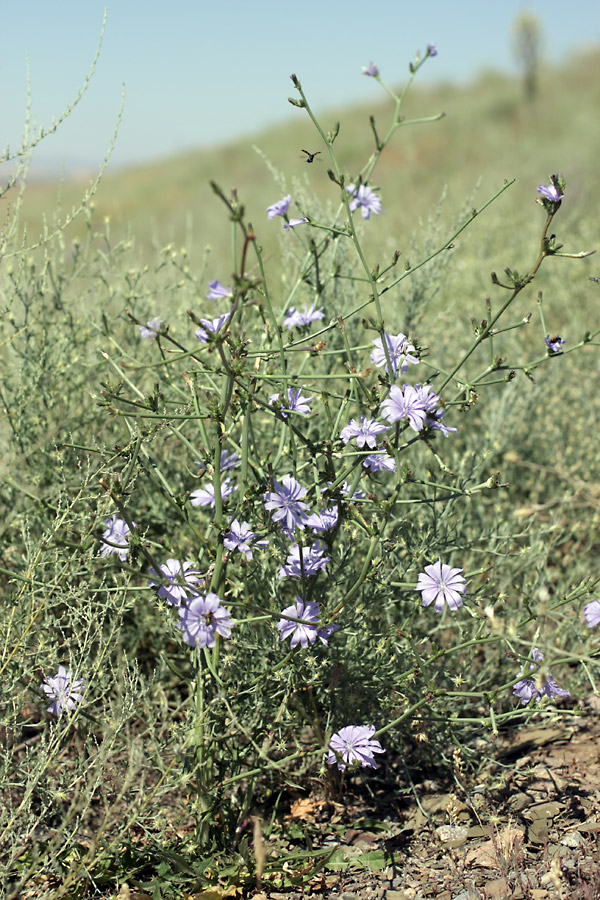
[252, 701, 600, 900]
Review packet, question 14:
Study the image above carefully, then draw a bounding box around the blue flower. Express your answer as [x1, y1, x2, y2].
[345, 184, 382, 219]
[340, 416, 388, 449]
[278, 541, 331, 579]
[362, 452, 396, 473]
[380, 384, 428, 432]
[416, 559, 466, 613]
[283, 217, 308, 230]
[276, 598, 339, 648]
[196, 313, 230, 342]
[370, 332, 419, 378]
[223, 519, 269, 560]
[190, 477, 237, 509]
[267, 195, 291, 219]
[545, 334, 565, 353]
[362, 62, 379, 77]
[269, 387, 314, 419]
[40, 666, 85, 717]
[178, 593, 234, 648]
[264, 475, 310, 533]
[139, 317, 164, 339]
[304, 507, 339, 533]
[148, 559, 204, 606]
[537, 183, 563, 204]
[99, 514, 135, 561]
[283, 304, 325, 329]
[584, 599, 600, 628]
[327, 725, 385, 771]
[206, 280, 233, 301]
[512, 648, 571, 705]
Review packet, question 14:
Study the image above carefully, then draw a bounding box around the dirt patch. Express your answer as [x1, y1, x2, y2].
[254, 702, 600, 899]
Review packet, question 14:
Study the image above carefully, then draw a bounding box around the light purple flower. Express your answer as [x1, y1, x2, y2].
[304, 507, 339, 534]
[139, 317, 164, 339]
[196, 313, 231, 343]
[362, 62, 379, 77]
[264, 475, 310, 533]
[278, 540, 331, 579]
[416, 559, 466, 613]
[427, 43, 437, 57]
[545, 334, 565, 353]
[512, 648, 571, 705]
[177, 592, 234, 648]
[223, 519, 269, 560]
[283, 217, 308, 230]
[345, 184, 382, 220]
[340, 416, 388, 449]
[584, 599, 600, 628]
[40, 666, 85, 718]
[283, 304, 325, 329]
[414, 384, 457, 437]
[99, 514, 134, 561]
[362, 452, 396, 473]
[207, 280, 233, 302]
[370, 332, 419, 378]
[327, 725, 385, 771]
[196, 450, 240, 474]
[148, 558, 204, 606]
[276, 598, 338, 649]
[537, 184, 563, 204]
[190, 477, 237, 509]
[267, 195, 291, 219]
[269, 387, 314, 419]
[380, 384, 428, 432]
[325, 480, 367, 501]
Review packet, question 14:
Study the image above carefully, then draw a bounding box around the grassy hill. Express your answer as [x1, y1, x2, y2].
[14, 47, 600, 278]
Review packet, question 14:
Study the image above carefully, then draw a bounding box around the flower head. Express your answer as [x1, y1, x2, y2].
[362, 452, 396, 473]
[345, 184, 382, 220]
[196, 313, 230, 343]
[139, 317, 164, 339]
[267, 195, 291, 219]
[584, 599, 600, 628]
[223, 519, 268, 560]
[416, 559, 466, 613]
[278, 540, 331, 579]
[283, 304, 325, 329]
[380, 384, 428, 432]
[414, 384, 457, 437]
[545, 334, 565, 353]
[148, 558, 204, 606]
[40, 666, 85, 717]
[276, 598, 338, 648]
[537, 183, 564, 204]
[340, 416, 388, 449]
[177, 593, 234, 648]
[327, 725, 385, 771]
[283, 217, 308, 230]
[370, 332, 419, 377]
[269, 387, 314, 419]
[512, 648, 571, 705]
[264, 475, 310, 533]
[362, 62, 379, 77]
[196, 449, 240, 474]
[206, 280, 233, 302]
[304, 506, 339, 533]
[427, 42, 437, 57]
[190, 477, 237, 509]
[99, 514, 134, 561]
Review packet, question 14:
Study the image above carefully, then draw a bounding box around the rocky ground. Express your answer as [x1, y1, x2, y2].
[250, 701, 600, 900]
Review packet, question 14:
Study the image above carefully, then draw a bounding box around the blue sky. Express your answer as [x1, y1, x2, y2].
[3, 0, 598, 175]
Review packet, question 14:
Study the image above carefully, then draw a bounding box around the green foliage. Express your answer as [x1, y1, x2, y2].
[2, 43, 600, 900]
